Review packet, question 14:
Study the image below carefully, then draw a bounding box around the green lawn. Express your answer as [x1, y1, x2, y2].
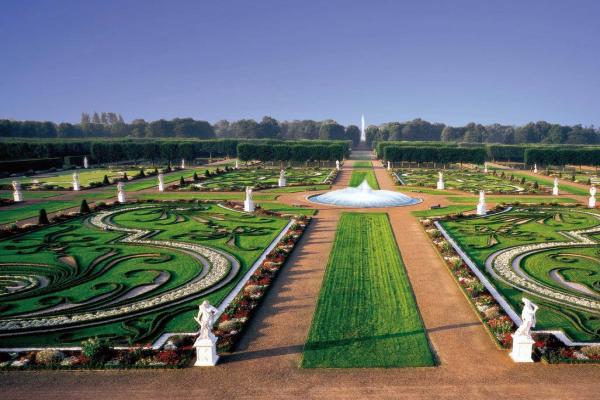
[0, 201, 81, 224]
[0, 168, 141, 189]
[446, 196, 577, 204]
[261, 184, 330, 193]
[302, 213, 435, 368]
[0, 191, 61, 200]
[412, 205, 474, 217]
[136, 192, 278, 201]
[352, 161, 372, 168]
[349, 170, 379, 189]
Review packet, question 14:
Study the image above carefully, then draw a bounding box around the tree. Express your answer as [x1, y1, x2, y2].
[80, 199, 90, 213]
[345, 125, 361, 146]
[38, 208, 49, 224]
[180, 176, 185, 186]
[230, 119, 260, 138]
[81, 112, 91, 125]
[92, 112, 101, 124]
[258, 116, 281, 138]
[318, 121, 346, 140]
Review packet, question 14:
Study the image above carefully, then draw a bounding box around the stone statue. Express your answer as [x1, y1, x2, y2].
[278, 169, 286, 187]
[510, 297, 539, 362]
[181, 158, 186, 169]
[336, 160, 340, 171]
[552, 177, 559, 196]
[12, 180, 23, 202]
[83, 156, 89, 169]
[244, 186, 255, 212]
[589, 185, 597, 208]
[117, 182, 126, 203]
[387, 161, 391, 171]
[279, 169, 285, 179]
[483, 162, 488, 173]
[591, 185, 597, 197]
[194, 300, 218, 339]
[476, 190, 487, 216]
[158, 173, 165, 192]
[515, 298, 539, 338]
[72, 173, 81, 191]
[235, 159, 239, 169]
[533, 163, 538, 173]
[437, 171, 445, 190]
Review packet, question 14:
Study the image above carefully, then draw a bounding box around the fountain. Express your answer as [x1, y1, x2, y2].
[309, 180, 420, 208]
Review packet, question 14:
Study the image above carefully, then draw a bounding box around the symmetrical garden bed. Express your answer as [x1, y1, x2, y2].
[394, 168, 542, 194]
[421, 205, 600, 363]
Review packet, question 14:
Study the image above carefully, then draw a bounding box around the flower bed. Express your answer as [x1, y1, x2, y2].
[214, 215, 311, 352]
[420, 207, 600, 363]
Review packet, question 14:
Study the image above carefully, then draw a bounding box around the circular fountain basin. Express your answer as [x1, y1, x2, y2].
[308, 180, 421, 208]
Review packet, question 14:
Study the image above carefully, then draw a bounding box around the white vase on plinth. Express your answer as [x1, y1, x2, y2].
[181, 159, 186, 169]
[83, 156, 89, 169]
[588, 186, 596, 208]
[509, 334, 535, 363]
[336, 160, 340, 171]
[235, 160, 239, 169]
[387, 161, 391, 171]
[533, 164, 538, 174]
[117, 182, 126, 204]
[193, 335, 219, 367]
[483, 162, 488, 173]
[552, 178, 559, 196]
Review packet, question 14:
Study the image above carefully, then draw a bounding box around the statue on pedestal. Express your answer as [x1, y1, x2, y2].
[483, 162, 488, 173]
[278, 169, 286, 187]
[533, 163, 538, 174]
[235, 159, 239, 169]
[244, 186, 255, 212]
[387, 161, 391, 171]
[193, 300, 219, 366]
[72, 173, 81, 191]
[336, 160, 340, 171]
[181, 158, 186, 169]
[437, 171, 445, 190]
[589, 185, 596, 208]
[510, 298, 539, 363]
[12, 181, 23, 202]
[552, 177, 559, 196]
[476, 190, 487, 216]
[83, 156, 89, 169]
[158, 173, 165, 192]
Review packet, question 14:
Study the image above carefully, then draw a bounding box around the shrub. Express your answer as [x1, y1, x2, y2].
[103, 175, 110, 185]
[38, 208, 49, 225]
[81, 337, 110, 365]
[179, 176, 185, 186]
[580, 346, 600, 359]
[139, 168, 145, 177]
[35, 349, 65, 365]
[533, 181, 539, 189]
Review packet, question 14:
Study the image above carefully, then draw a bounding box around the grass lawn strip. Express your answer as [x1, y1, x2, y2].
[348, 169, 379, 189]
[302, 212, 434, 368]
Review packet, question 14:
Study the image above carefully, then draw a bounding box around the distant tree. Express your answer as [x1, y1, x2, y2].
[318, 121, 346, 140]
[345, 125, 361, 146]
[258, 116, 281, 138]
[92, 112, 101, 124]
[81, 112, 91, 125]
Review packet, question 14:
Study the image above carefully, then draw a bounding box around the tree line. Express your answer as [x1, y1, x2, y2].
[524, 148, 600, 167]
[237, 143, 348, 162]
[382, 146, 486, 164]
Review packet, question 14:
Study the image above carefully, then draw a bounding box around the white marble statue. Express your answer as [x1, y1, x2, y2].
[483, 162, 488, 173]
[12, 181, 23, 202]
[158, 173, 165, 192]
[278, 169, 286, 187]
[437, 171, 445, 190]
[476, 190, 487, 216]
[510, 298, 539, 363]
[193, 300, 219, 366]
[552, 177, 559, 196]
[336, 160, 340, 171]
[83, 156, 89, 169]
[244, 186, 255, 212]
[72, 173, 81, 191]
[387, 161, 391, 171]
[235, 159, 239, 169]
[117, 182, 126, 203]
[533, 163, 538, 174]
[589, 185, 597, 208]
[181, 158, 186, 169]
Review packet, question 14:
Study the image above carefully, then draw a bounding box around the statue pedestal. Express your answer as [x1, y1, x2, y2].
[13, 191, 23, 202]
[509, 334, 534, 363]
[117, 192, 126, 204]
[244, 199, 255, 212]
[278, 178, 286, 187]
[476, 202, 487, 216]
[552, 187, 559, 196]
[589, 197, 596, 208]
[73, 182, 81, 191]
[437, 180, 445, 190]
[158, 183, 164, 192]
[194, 335, 219, 367]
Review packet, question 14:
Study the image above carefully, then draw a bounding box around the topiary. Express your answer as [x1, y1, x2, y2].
[193, 172, 199, 181]
[103, 175, 110, 185]
[38, 209, 49, 225]
[81, 337, 110, 365]
[80, 199, 90, 213]
[179, 176, 185, 186]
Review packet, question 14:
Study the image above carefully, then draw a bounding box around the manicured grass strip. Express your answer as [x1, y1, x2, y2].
[446, 196, 577, 204]
[0, 201, 80, 224]
[0, 191, 60, 200]
[302, 213, 435, 368]
[411, 205, 474, 217]
[403, 186, 455, 195]
[352, 161, 372, 168]
[349, 170, 379, 189]
[136, 192, 278, 201]
[257, 202, 317, 216]
[261, 184, 330, 193]
[508, 172, 589, 196]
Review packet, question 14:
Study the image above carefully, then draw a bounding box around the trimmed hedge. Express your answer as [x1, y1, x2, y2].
[383, 146, 485, 164]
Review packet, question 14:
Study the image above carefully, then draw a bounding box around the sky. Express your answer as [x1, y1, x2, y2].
[1, 0, 599, 127]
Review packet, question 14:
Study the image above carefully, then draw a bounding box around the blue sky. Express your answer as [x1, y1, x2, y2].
[1, 0, 599, 127]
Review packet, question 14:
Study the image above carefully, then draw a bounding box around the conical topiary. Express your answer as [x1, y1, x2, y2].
[80, 199, 90, 213]
[38, 208, 49, 225]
